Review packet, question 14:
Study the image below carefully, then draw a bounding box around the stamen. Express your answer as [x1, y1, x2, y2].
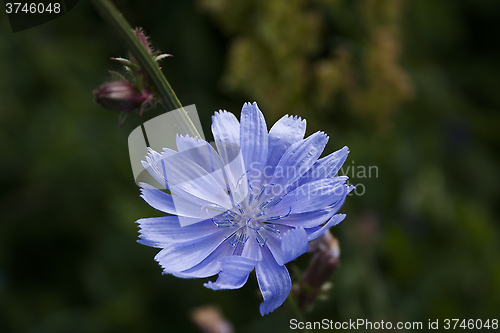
[263, 196, 283, 209]
[212, 218, 233, 228]
[226, 231, 240, 247]
[236, 202, 244, 214]
[245, 218, 262, 232]
[238, 232, 248, 244]
[254, 185, 267, 203]
[230, 230, 249, 255]
[255, 232, 267, 247]
[247, 225, 263, 232]
[254, 211, 265, 218]
[248, 192, 254, 205]
[225, 210, 237, 218]
[264, 224, 280, 234]
[259, 200, 271, 210]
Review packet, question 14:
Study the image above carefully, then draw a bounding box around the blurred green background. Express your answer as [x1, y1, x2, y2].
[1, 0, 499, 332]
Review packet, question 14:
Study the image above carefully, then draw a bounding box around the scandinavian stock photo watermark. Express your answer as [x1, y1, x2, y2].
[245, 160, 377, 198]
[339, 160, 378, 197]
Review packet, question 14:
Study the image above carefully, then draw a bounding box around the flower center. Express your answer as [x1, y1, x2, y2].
[211, 183, 291, 252]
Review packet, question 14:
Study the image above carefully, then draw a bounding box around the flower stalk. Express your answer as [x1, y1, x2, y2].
[90, 0, 201, 138]
[294, 230, 340, 311]
[287, 293, 311, 333]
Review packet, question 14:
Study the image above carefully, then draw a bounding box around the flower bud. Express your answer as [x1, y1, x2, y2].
[295, 229, 340, 311]
[93, 80, 152, 112]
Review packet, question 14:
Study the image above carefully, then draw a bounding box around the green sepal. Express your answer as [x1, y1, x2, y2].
[154, 53, 172, 62]
[111, 57, 132, 65]
[134, 75, 144, 91]
[109, 70, 127, 81]
[118, 111, 130, 127]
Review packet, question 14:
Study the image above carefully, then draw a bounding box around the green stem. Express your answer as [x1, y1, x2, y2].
[90, 0, 201, 138]
[287, 294, 311, 333]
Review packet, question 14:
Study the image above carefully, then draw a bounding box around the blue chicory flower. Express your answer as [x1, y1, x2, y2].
[137, 102, 352, 315]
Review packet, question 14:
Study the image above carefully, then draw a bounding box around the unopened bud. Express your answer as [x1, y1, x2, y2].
[295, 230, 340, 311]
[94, 81, 152, 112]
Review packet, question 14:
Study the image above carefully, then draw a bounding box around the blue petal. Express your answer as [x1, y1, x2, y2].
[141, 148, 232, 208]
[263, 114, 306, 184]
[261, 230, 284, 265]
[211, 111, 249, 200]
[152, 148, 232, 208]
[172, 241, 234, 278]
[141, 147, 176, 188]
[281, 227, 309, 264]
[140, 183, 216, 220]
[256, 248, 292, 315]
[212, 110, 240, 144]
[204, 255, 259, 290]
[270, 132, 328, 193]
[175, 135, 226, 188]
[137, 216, 220, 248]
[306, 214, 346, 241]
[240, 102, 269, 186]
[325, 184, 354, 215]
[272, 209, 336, 228]
[290, 177, 349, 214]
[241, 229, 263, 261]
[154, 228, 235, 273]
[295, 146, 349, 188]
[267, 177, 349, 215]
[175, 134, 206, 152]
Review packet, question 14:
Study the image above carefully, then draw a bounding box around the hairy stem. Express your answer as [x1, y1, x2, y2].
[90, 0, 201, 138]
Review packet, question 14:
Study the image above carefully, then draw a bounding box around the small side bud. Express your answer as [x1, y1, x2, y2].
[133, 28, 171, 64]
[294, 229, 340, 311]
[134, 28, 152, 54]
[93, 80, 152, 112]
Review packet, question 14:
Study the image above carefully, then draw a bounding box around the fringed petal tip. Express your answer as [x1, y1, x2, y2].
[203, 281, 220, 290]
[280, 113, 305, 122]
[213, 109, 232, 117]
[175, 133, 205, 142]
[203, 280, 245, 291]
[244, 101, 259, 108]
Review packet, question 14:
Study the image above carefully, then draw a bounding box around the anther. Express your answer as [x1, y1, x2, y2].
[255, 232, 267, 247]
[264, 224, 280, 233]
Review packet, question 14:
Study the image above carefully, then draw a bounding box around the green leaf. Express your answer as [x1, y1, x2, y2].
[135, 75, 144, 91]
[111, 57, 132, 65]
